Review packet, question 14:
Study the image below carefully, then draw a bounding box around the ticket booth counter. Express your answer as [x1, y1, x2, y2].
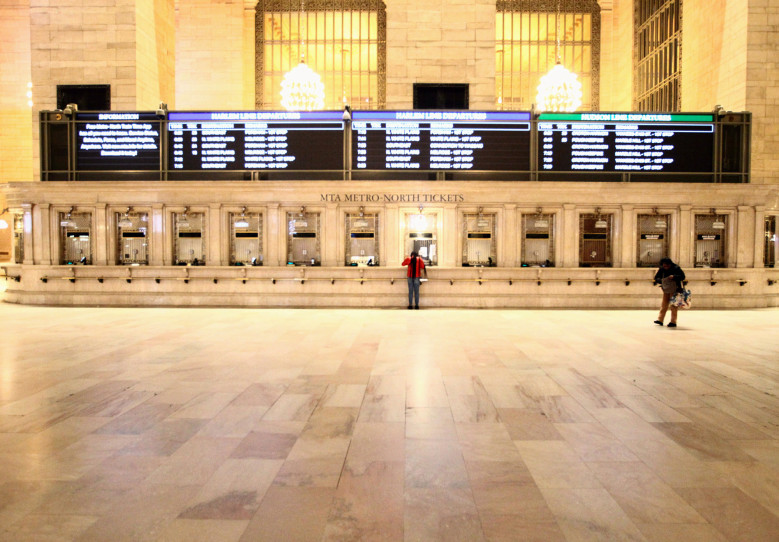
[405, 211, 437, 266]
[346, 211, 379, 266]
[287, 210, 321, 266]
[117, 210, 149, 265]
[522, 213, 555, 266]
[174, 211, 206, 265]
[231, 210, 263, 266]
[462, 211, 496, 266]
[60, 210, 92, 265]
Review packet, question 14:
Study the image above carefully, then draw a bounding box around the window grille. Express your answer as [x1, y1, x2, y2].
[287, 211, 321, 265]
[522, 213, 555, 266]
[634, 0, 681, 111]
[230, 212, 263, 266]
[256, 0, 386, 110]
[579, 213, 612, 267]
[60, 212, 92, 265]
[117, 212, 149, 265]
[174, 212, 206, 265]
[496, 0, 600, 111]
[694, 214, 726, 268]
[345, 212, 379, 266]
[637, 213, 669, 267]
[765, 216, 777, 268]
[462, 212, 497, 267]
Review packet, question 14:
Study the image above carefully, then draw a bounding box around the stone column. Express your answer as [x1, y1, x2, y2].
[22, 203, 33, 265]
[677, 205, 693, 268]
[94, 203, 108, 265]
[754, 206, 766, 268]
[620, 204, 635, 267]
[266, 203, 280, 266]
[735, 205, 754, 268]
[502, 204, 517, 267]
[443, 206, 458, 268]
[34, 203, 51, 265]
[208, 203, 222, 266]
[323, 204, 339, 267]
[385, 205, 400, 266]
[150, 204, 164, 266]
[562, 204, 577, 268]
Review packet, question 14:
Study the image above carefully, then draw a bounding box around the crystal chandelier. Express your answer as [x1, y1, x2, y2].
[536, 0, 582, 112]
[280, 0, 325, 111]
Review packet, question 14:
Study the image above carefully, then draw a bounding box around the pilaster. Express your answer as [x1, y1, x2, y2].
[151, 204, 164, 266]
[385, 205, 400, 266]
[620, 204, 635, 267]
[22, 203, 33, 265]
[736, 205, 754, 268]
[94, 203, 108, 265]
[562, 204, 577, 268]
[754, 206, 766, 268]
[208, 203, 222, 266]
[324, 204, 339, 267]
[502, 204, 517, 267]
[678, 205, 693, 268]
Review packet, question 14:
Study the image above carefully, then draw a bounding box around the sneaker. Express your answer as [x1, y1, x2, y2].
[667, 322, 677, 328]
[654, 320, 663, 326]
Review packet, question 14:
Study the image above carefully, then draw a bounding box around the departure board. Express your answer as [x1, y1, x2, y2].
[352, 111, 532, 171]
[538, 113, 715, 173]
[76, 112, 161, 170]
[167, 111, 344, 171]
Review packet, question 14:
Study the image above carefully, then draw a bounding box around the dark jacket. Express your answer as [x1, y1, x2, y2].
[654, 264, 686, 293]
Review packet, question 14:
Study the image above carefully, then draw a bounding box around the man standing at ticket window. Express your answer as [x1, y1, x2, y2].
[402, 251, 427, 309]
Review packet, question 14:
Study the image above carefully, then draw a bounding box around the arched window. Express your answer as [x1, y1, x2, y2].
[634, 0, 681, 111]
[496, 0, 600, 111]
[256, 0, 386, 110]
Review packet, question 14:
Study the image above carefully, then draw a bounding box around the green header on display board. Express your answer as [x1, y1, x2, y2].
[538, 112, 715, 122]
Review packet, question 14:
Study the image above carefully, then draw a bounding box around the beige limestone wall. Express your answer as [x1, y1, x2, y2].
[746, 0, 779, 185]
[0, 0, 33, 183]
[175, 0, 254, 109]
[600, 0, 633, 110]
[136, 0, 176, 109]
[385, 0, 496, 109]
[682, 0, 748, 112]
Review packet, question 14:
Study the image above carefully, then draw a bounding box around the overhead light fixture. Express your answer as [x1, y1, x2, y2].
[118, 216, 133, 228]
[534, 218, 549, 229]
[0, 219, 8, 230]
[712, 220, 725, 230]
[595, 219, 608, 229]
[654, 218, 667, 229]
[177, 207, 191, 229]
[234, 207, 250, 228]
[535, 0, 582, 112]
[280, 0, 325, 111]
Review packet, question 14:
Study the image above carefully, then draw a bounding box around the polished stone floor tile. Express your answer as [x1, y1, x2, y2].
[0, 305, 776, 541]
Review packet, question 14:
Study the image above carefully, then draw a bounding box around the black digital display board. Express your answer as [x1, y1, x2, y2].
[76, 112, 161, 170]
[351, 111, 532, 171]
[538, 113, 715, 173]
[167, 111, 344, 171]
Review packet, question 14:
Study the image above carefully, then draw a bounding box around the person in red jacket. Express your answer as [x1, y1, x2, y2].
[402, 251, 427, 309]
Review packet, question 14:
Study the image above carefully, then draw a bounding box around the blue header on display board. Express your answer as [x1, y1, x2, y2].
[352, 111, 532, 122]
[167, 111, 344, 122]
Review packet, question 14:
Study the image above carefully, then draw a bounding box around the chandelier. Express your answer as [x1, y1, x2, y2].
[536, 0, 582, 112]
[280, 0, 325, 111]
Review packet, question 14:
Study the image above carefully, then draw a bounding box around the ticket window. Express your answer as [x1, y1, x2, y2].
[117, 211, 149, 265]
[59, 211, 92, 265]
[287, 211, 321, 266]
[174, 211, 206, 265]
[637, 214, 670, 267]
[13, 214, 24, 263]
[405, 212, 438, 266]
[522, 213, 555, 267]
[462, 211, 496, 267]
[345, 211, 379, 266]
[766, 216, 777, 268]
[231, 211, 263, 266]
[579, 213, 613, 267]
[695, 214, 727, 268]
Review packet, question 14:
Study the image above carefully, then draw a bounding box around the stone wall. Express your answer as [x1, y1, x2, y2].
[385, 0, 496, 109]
[136, 0, 176, 109]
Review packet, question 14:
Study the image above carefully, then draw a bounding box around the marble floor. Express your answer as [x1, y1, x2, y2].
[0, 304, 777, 542]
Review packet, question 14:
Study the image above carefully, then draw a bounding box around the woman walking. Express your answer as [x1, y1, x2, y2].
[653, 257, 686, 328]
[402, 251, 427, 309]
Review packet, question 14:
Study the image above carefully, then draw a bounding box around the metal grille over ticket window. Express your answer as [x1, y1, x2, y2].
[522, 213, 555, 266]
[579, 213, 612, 267]
[637, 213, 669, 267]
[174, 212, 206, 266]
[345, 212, 379, 266]
[695, 214, 727, 268]
[287, 211, 321, 265]
[59, 212, 92, 265]
[117, 212, 149, 265]
[405, 212, 437, 266]
[230, 212, 263, 266]
[462, 212, 496, 267]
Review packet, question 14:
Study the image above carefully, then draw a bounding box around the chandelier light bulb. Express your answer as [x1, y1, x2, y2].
[536, 62, 583, 113]
[280, 62, 325, 111]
